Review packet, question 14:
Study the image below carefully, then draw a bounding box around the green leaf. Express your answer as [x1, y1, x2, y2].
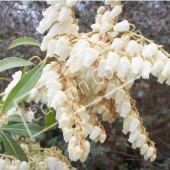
[2, 123, 45, 139]
[0, 141, 5, 153]
[8, 37, 41, 49]
[45, 107, 57, 129]
[1, 62, 45, 114]
[7, 115, 23, 125]
[0, 57, 32, 73]
[0, 132, 28, 161]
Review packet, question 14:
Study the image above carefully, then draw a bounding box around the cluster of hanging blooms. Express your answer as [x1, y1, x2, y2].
[2, 0, 170, 168]
[0, 136, 75, 170]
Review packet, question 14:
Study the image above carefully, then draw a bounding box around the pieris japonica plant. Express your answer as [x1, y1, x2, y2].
[0, 0, 170, 169]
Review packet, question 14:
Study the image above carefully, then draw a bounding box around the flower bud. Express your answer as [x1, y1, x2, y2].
[113, 20, 130, 32]
[136, 134, 146, 148]
[97, 6, 105, 14]
[90, 126, 102, 140]
[110, 5, 122, 19]
[128, 129, 140, 143]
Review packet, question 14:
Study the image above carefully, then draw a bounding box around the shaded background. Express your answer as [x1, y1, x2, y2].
[0, 1, 170, 169]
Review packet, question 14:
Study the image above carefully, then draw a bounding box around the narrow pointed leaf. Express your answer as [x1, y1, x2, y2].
[0, 132, 27, 161]
[0, 57, 32, 73]
[45, 107, 57, 129]
[2, 123, 45, 139]
[1, 62, 45, 114]
[8, 37, 41, 49]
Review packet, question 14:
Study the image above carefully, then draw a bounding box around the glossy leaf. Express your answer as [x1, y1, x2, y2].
[45, 107, 57, 129]
[2, 123, 45, 139]
[0, 57, 32, 73]
[8, 37, 40, 49]
[1, 62, 45, 114]
[0, 132, 28, 161]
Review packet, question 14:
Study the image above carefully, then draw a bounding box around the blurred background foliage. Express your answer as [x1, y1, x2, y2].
[0, 1, 170, 170]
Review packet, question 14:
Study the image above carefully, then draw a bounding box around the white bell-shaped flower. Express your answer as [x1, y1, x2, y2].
[151, 59, 165, 77]
[98, 59, 106, 78]
[47, 39, 57, 57]
[105, 52, 119, 78]
[129, 118, 140, 132]
[54, 2, 65, 9]
[136, 134, 146, 148]
[84, 123, 93, 137]
[107, 31, 119, 38]
[72, 146, 83, 161]
[100, 133, 107, 143]
[47, 23, 62, 37]
[126, 40, 140, 55]
[142, 61, 152, 79]
[128, 129, 140, 143]
[40, 36, 51, 51]
[66, 0, 77, 7]
[90, 126, 102, 140]
[56, 161, 63, 170]
[45, 10, 59, 25]
[91, 23, 101, 32]
[140, 143, 149, 155]
[95, 14, 103, 23]
[147, 147, 155, 158]
[110, 5, 122, 19]
[157, 73, 168, 84]
[113, 20, 130, 32]
[131, 57, 144, 75]
[111, 38, 124, 50]
[161, 60, 170, 77]
[36, 18, 51, 34]
[105, 83, 117, 100]
[69, 24, 79, 35]
[63, 127, 74, 142]
[120, 101, 131, 118]
[58, 114, 70, 129]
[51, 91, 67, 109]
[68, 136, 77, 149]
[83, 48, 98, 67]
[141, 44, 158, 59]
[117, 56, 130, 78]
[150, 154, 156, 162]
[154, 50, 167, 60]
[54, 37, 70, 61]
[0, 160, 6, 170]
[42, 6, 53, 17]
[100, 22, 112, 35]
[19, 161, 29, 170]
[6, 107, 17, 116]
[97, 6, 105, 14]
[58, 7, 72, 23]
[101, 11, 112, 23]
[115, 89, 125, 104]
[123, 115, 132, 130]
[62, 17, 73, 34]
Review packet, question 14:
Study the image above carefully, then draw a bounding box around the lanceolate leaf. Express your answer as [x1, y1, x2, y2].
[2, 123, 45, 139]
[8, 37, 41, 49]
[1, 62, 45, 114]
[45, 107, 57, 129]
[0, 132, 28, 161]
[0, 57, 32, 73]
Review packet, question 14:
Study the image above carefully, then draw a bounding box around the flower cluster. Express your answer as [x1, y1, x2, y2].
[2, 0, 170, 166]
[0, 136, 75, 170]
